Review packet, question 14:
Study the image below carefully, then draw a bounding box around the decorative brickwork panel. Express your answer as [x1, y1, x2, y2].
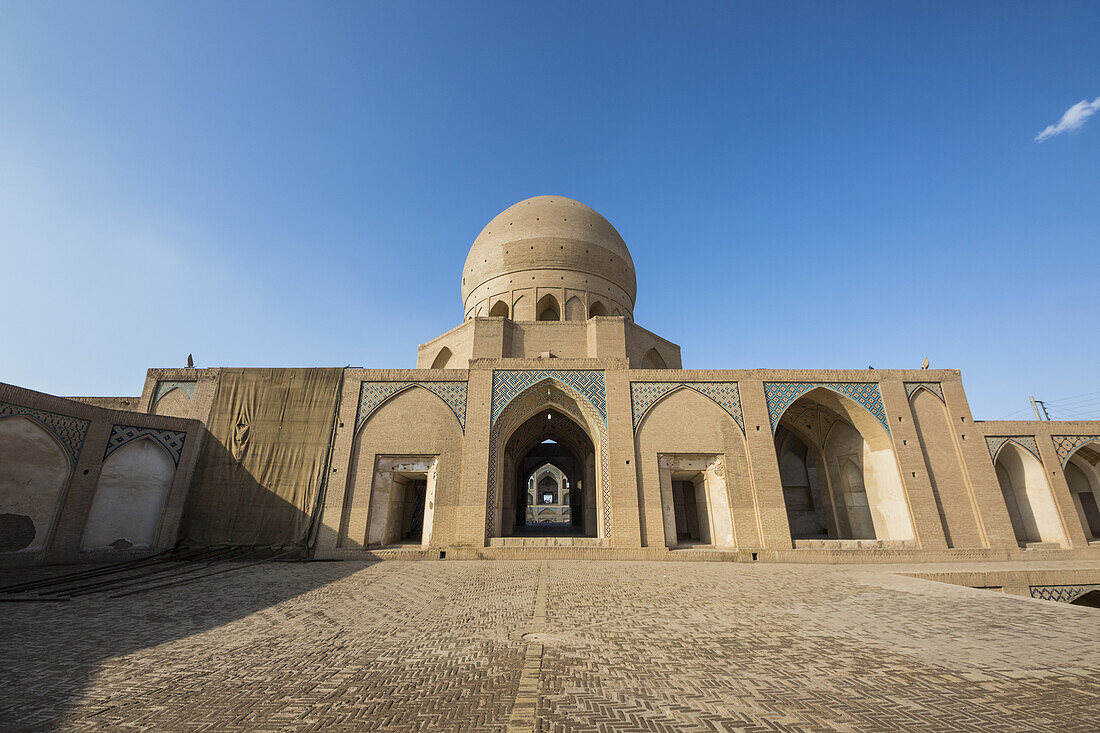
[356, 381, 468, 433]
[0, 401, 90, 466]
[1051, 435, 1100, 466]
[104, 425, 187, 466]
[154, 381, 197, 402]
[984, 435, 1042, 464]
[904, 382, 945, 402]
[491, 371, 606, 428]
[764, 382, 889, 434]
[630, 382, 743, 432]
[1030, 585, 1100, 603]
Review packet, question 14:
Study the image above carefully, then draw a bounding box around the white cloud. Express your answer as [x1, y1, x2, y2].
[1035, 97, 1100, 142]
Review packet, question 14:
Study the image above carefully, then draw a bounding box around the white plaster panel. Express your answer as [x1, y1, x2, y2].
[82, 439, 175, 551]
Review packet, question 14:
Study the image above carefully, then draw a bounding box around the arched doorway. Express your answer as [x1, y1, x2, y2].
[487, 379, 607, 542]
[525, 461, 576, 527]
[774, 388, 914, 543]
[499, 409, 595, 537]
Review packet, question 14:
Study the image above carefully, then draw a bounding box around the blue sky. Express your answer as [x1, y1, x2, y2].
[1, 1, 1097, 420]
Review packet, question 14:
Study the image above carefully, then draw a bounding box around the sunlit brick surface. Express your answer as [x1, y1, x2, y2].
[2, 560, 1098, 732]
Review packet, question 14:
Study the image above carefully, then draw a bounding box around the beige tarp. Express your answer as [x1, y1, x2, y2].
[178, 368, 343, 548]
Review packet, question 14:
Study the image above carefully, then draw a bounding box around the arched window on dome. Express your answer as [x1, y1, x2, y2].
[536, 294, 560, 321]
[489, 301, 509, 318]
[588, 301, 609, 318]
[565, 296, 585, 321]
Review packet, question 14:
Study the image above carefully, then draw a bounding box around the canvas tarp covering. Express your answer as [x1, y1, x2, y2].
[178, 368, 343, 548]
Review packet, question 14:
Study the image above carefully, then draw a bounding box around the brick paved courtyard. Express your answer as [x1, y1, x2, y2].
[2, 559, 1098, 732]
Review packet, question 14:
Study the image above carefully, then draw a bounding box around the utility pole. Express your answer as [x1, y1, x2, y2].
[1030, 396, 1051, 421]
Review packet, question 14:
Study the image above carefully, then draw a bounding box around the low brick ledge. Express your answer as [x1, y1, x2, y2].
[314, 545, 1100, 564]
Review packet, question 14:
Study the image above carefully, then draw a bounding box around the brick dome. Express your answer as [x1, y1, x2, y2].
[461, 196, 637, 320]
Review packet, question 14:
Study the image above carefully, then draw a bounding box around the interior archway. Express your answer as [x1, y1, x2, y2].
[527, 462, 572, 525]
[489, 379, 605, 540]
[775, 388, 914, 543]
[775, 426, 831, 539]
[499, 408, 595, 537]
[993, 442, 1067, 547]
[1064, 441, 1100, 539]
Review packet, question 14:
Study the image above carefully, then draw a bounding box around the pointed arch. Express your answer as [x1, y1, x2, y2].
[1052, 435, 1100, 466]
[341, 388, 462, 549]
[512, 294, 533, 320]
[909, 386, 980, 548]
[632, 383, 744, 433]
[643, 348, 668, 370]
[766, 382, 890, 436]
[0, 412, 75, 466]
[1062, 441, 1100, 539]
[0, 415, 72, 553]
[489, 300, 509, 318]
[632, 386, 747, 549]
[83, 436, 175, 551]
[536, 294, 560, 321]
[986, 436, 1042, 464]
[430, 347, 453, 369]
[906, 384, 945, 404]
[496, 376, 605, 449]
[565, 296, 584, 321]
[588, 300, 609, 318]
[487, 375, 610, 541]
[113, 432, 179, 465]
[153, 387, 192, 417]
[356, 382, 467, 434]
[993, 441, 1068, 546]
[774, 387, 914, 543]
[491, 370, 606, 428]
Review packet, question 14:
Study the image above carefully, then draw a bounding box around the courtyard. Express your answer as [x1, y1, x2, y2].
[2, 559, 1098, 732]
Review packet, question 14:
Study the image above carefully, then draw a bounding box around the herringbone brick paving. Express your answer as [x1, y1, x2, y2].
[1, 560, 1097, 732]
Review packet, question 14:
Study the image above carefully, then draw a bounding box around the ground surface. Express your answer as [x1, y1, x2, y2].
[2, 559, 1098, 732]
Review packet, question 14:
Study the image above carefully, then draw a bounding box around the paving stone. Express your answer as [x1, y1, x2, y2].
[1, 560, 1097, 732]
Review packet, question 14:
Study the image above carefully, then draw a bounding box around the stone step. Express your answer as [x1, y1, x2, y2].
[489, 536, 607, 548]
[794, 539, 918, 550]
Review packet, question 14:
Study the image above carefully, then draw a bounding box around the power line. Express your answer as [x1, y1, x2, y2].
[1041, 389, 1100, 406]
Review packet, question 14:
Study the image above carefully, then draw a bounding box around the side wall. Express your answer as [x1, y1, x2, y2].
[0, 382, 203, 567]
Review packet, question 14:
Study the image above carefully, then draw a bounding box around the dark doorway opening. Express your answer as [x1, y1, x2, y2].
[401, 478, 427, 543]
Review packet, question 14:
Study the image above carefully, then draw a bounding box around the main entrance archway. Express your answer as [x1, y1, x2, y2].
[487, 379, 608, 542]
[501, 413, 595, 537]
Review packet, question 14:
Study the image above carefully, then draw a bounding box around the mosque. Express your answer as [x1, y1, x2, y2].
[3, 195, 1100, 564]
